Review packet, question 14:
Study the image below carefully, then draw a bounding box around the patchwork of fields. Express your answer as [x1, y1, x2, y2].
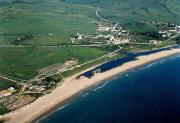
[0, 0, 179, 82]
[0, 0, 179, 115]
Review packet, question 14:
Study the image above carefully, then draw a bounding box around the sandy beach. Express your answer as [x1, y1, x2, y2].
[0, 48, 180, 123]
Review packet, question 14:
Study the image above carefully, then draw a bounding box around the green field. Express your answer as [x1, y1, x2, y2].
[0, 47, 107, 79]
[0, 0, 97, 45]
[0, 0, 179, 81]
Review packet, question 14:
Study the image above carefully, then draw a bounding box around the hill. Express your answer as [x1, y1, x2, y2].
[64, 0, 180, 31]
[0, 0, 97, 45]
[0, 0, 179, 79]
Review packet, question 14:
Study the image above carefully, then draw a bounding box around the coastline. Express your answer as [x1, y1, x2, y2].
[0, 49, 180, 123]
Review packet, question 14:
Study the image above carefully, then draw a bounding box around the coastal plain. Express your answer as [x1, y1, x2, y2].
[0, 0, 180, 122]
[1, 48, 180, 123]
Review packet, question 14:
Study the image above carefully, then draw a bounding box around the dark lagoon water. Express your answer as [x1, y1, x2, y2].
[80, 46, 176, 78]
[39, 54, 180, 123]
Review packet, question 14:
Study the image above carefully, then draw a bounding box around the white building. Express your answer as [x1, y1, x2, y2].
[8, 87, 15, 91]
[75, 33, 83, 40]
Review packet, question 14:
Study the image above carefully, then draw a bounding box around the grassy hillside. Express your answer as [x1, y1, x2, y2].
[0, 0, 179, 80]
[0, 0, 97, 45]
[0, 0, 179, 45]
[64, 0, 180, 32]
[0, 0, 109, 80]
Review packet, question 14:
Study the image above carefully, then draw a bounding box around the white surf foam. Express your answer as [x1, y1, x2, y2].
[94, 81, 110, 91]
[82, 92, 89, 98]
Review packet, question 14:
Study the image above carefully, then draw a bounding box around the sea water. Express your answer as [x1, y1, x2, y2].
[39, 54, 180, 123]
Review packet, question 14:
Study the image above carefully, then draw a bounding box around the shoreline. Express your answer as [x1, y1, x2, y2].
[0, 49, 180, 123]
[33, 53, 176, 123]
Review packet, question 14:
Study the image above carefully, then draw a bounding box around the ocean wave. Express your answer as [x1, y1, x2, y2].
[94, 81, 110, 91]
[159, 59, 167, 64]
[125, 74, 129, 77]
[35, 104, 69, 123]
[82, 92, 89, 98]
[139, 62, 156, 70]
[57, 104, 69, 111]
[146, 63, 156, 68]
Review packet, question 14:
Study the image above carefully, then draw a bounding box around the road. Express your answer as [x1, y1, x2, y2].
[36, 46, 122, 80]
[166, 33, 180, 41]
[0, 74, 29, 83]
[0, 75, 18, 83]
[96, 8, 111, 22]
[95, 8, 117, 24]
[0, 44, 110, 48]
[127, 42, 150, 45]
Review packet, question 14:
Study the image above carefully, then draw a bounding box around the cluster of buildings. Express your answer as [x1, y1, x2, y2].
[96, 23, 130, 45]
[168, 24, 180, 33]
[158, 31, 172, 39]
[97, 24, 111, 32]
[0, 59, 79, 96]
[70, 22, 131, 45]
[24, 59, 79, 92]
[157, 25, 180, 40]
[152, 21, 180, 38]
[20, 84, 46, 93]
[19, 77, 58, 94]
[97, 23, 127, 34]
[103, 34, 130, 45]
[145, 22, 180, 45]
[70, 21, 179, 47]
[71, 33, 84, 43]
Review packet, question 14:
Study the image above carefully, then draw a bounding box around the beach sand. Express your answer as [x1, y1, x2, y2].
[0, 48, 180, 123]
